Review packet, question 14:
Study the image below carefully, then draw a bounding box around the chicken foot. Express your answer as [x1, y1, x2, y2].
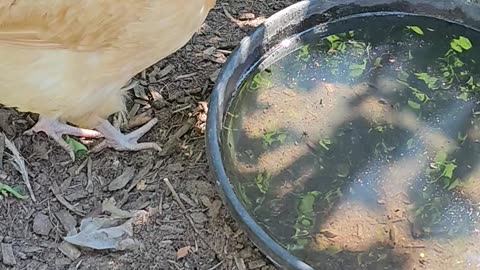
[24, 115, 103, 160]
[91, 118, 162, 153]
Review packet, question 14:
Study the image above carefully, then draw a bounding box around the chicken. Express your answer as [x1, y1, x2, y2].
[0, 0, 216, 158]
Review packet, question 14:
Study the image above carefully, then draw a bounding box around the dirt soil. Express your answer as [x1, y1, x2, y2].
[0, 1, 298, 269]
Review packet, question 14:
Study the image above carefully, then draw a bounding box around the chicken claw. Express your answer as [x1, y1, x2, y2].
[24, 115, 103, 159]
[91, 118, 161, 153]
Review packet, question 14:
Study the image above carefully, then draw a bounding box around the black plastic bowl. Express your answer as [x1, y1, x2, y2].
[206, 0, 480, 269]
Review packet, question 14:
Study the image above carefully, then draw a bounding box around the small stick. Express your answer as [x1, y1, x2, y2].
[117, 162, 154, 207]
[86, 157, 93, 193]
[158, 191, 164, 216]
[51, 181, 85, 216]
[403, 244, 426, 248]
[0, 133, 5, 169]
[167, 260, 182, 270]
[172, 104, 193, 114]
[163, 178, 199, 234]
[160, 119, 194, 157]
[74, 158, 88, 175]
[175, 73, 197, 81]
[163, 178, 186, 212]
[207, 261, 224, 270]
[3, 134, 36, 202]
[222, 4, 238, 24]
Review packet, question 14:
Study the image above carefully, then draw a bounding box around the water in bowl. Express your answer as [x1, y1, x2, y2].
[222, 13, 480, 269]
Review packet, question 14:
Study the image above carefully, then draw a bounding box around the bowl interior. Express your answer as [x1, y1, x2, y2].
[207, 1, 480, 269]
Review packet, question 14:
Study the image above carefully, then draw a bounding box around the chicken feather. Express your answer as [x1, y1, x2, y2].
[0, 0, 216, 156]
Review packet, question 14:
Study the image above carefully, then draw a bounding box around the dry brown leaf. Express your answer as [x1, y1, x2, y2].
[176, 246, 191, 260]
[127, 111, 153, 129]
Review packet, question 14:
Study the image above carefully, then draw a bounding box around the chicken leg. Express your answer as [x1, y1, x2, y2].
[91, 118, 162, 153]
[24, 115, 103, 159]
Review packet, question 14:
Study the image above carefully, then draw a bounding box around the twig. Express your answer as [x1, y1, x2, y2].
[74, 158, 88, 175]
[51, 181, 85, 216]
[403, 244, 426, 248]
[167, 260, 182, 270]
[86, 157, 93, 193]
[159, 191, 164, 216]
[234, 256, 246, 270]
[163, 178, 199, 234]
[207, 261, 224, 270]
[0, 133, 4, 169]
[160, 119, 194, 157]
[117, 162, 154, 207]
[222, 4, 239, 24]
[175, 72, 197, 81]
[172, 104, 193, 114]
[3, 133, 36, 202]
[128, 103, 141, 120]
[163, 178, 187, 212]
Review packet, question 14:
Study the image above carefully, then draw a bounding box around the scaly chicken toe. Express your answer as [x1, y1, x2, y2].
[91, 118, 161, 153]
[24, 115, 104, 159]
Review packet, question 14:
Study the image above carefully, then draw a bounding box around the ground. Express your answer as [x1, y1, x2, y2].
[0, 1, 297, 269]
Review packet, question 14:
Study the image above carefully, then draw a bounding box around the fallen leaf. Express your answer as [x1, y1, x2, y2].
[406, 25, 424, 35]
[58, 242, 81, 261]
[108, 167, 136, 191]
[65, 136, 88, 160]
[0, 183, 28, 200]
[127, 111, 153, 129]
[102, 198, 134, 219]
[64, 217, 134, 250]
[176, 246, 192, 259]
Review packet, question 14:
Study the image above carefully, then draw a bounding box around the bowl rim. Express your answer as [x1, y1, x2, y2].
[205, 0, 480, 269]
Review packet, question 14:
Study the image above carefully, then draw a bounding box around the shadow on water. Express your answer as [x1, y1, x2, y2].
[220, 11, 480, 269]
[225, 104, 417, 269]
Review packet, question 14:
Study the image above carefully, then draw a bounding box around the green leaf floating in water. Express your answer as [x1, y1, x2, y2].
[250, 69, 273, 90]
[415, 73, 439, 90]
[451, 42, 462, 53]
[457, 36, 473, 50]
[458, 92, 469, 101]
[397, 70, 410, 82]
[319, 138, 332, 150]
[408, 50, 414, 60]
[325, 34, 347, 53]
[65, 136, 88, 160]
[457, 132, 468, 143]
[467, 76, 475, 86]
[447, 178, 462, 191]
[292, 191, 322, 248]
[262, 131, 287, 146]
[255, 172, 272, 194]
[406, 26, 424, 35]
[236, 183, 252, 207]
[415, 92, 427, 102]
[326, 34, 340, 44]
[296, 45, 311, 62]
[298, 191, 321, 216]
[408, 85, 429, 103]
[442, 163, 457, 179]
[349, 59, 367, 78]
[408, 100, 421, 110]
[337, 163, 350, 178]
[434, 151, 448, 164]
[450, 36, 473, 53]
[0, 184, 29, 200]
